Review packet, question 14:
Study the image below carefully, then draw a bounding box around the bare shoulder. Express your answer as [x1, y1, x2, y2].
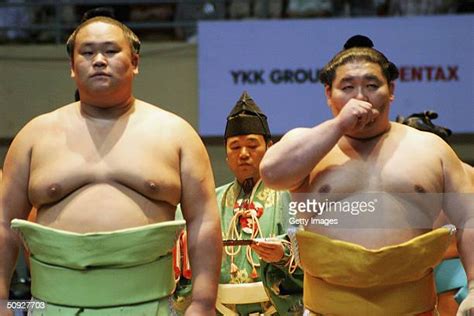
[392, 122, 465, 173]
[391, 122, 449, 153]
[136, 100, 193, 127]
[134, 100, 201, 144]
[3, 103, 75, 190]
[135, 102, 212, 187]
[12, 102, 75, 144]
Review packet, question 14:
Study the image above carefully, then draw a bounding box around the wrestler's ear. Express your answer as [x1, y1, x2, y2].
[132, 53, 139, 75]
[389, 82, 395, 102]
[324, 84, 333, 107]
[70, 60, 76, 78]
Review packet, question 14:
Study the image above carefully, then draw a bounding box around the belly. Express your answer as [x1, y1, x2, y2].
[299, 192, 440, 249]
[36, 183, 176, 233]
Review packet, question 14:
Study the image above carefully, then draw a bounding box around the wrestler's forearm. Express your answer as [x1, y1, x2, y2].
[186, 218, 222, 309]
[260, 118, 344, 190]
[457, 227, 474, 281]
[0, 223, 20, 298]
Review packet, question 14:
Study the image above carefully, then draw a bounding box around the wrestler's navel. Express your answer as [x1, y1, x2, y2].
[414, 184, 426, 193]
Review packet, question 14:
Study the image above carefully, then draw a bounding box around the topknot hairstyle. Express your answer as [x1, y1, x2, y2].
[343, 35, 374, 50]
[319, 35, 399, 87]
[81, 7, 116, 22]
[396, 111, 452, 140]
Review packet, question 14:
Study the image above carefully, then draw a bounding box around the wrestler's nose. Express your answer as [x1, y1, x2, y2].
[93, 53, 107, 67]
[355, 88, 369, 101]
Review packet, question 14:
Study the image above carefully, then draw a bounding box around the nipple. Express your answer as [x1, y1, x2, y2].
[47, 184, 62, 198]
[318, 184, 331, 193]
[147, 180, 159, 192]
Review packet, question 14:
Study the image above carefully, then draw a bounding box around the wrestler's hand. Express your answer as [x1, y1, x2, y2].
[0, 305, 13, 316]
[251, 240, 285, 263]
[185, 301, 216, 316]
[457, 283, 474, 316]
[336, 98, 379, 133]
[1, 310, 13, 316]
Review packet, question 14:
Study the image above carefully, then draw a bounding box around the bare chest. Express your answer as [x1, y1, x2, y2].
[306, 148, 443, 194]
[28, 125, 181, 207]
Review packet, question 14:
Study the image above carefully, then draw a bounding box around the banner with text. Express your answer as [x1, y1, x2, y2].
[198, 15, 473, 136]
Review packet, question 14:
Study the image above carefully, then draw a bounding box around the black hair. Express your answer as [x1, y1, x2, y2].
[319, 35, 399, 87]
[66, 7, 140, 59]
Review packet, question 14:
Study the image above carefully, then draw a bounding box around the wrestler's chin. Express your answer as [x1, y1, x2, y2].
[89, 83, 113, 92]
[346, 128, 371, 139]
[346, 126, 384, 140]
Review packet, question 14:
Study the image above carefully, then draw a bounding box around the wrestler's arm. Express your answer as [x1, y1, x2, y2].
[260, 98, 378, 190]
[462, 162, 474, 186]
[178, 122, 222, 315]
[439, 140, 474, 314]
[0, 124, 35, 299]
